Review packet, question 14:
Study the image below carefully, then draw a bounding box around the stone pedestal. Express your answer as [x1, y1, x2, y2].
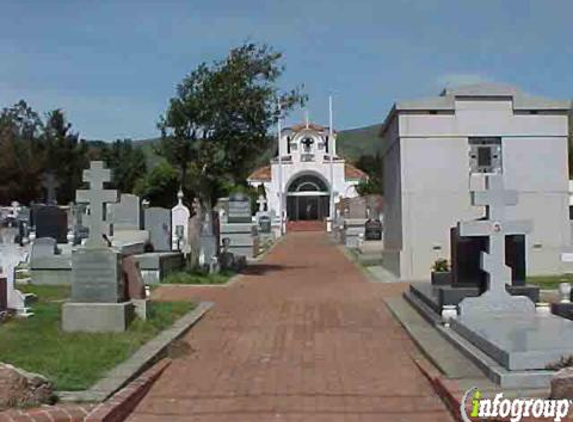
[62, 302, 134, 333]
[70, 248, 124, 303]
[220, 223, 259, 258]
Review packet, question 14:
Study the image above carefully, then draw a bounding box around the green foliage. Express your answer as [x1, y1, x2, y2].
[431, 258, 450, 272]
[158, 42, 306, 206]
[0, 101, 45, 204]
[162, 270, 235, 285]
[134, 161, 179, 208]
[0, 285, 194, 390]
[43, 109, 89, 203]
[527, 274, 573, 289]
[337, 124, 383, 162]
[354, 153, 384, 195]
[101, 139, 147, 193]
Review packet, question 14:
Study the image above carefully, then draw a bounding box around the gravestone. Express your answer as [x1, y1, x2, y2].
[258, 215, 271, 234]
[144, 207, 172, 252]
[455, 175, 534, 317]
[62, 161, 133, 333]
[450, 227, 526, 290]
[364, 219, 382, 241]
[228, 193, 252, 223]
[109, 193, 140, 231]
[0, 229, 34, 317]
[35, 206, 67, 243]
[0, 276, 6, 315]
[30, 237, 72, 285]
[171, 190, 190, 251]
[41, 172, 60, 205]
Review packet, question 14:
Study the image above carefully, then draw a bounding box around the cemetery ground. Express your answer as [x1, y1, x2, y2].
[129, 232, 456, 422]
[0, 284, 194, 391]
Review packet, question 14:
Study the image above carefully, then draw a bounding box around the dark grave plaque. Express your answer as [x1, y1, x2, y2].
[258, 215, 271, 233]
[228, 193, 252, 224]
[364, 219, 382, 241]
[450, 227, 525, 291]
[35, 205, 68, 243]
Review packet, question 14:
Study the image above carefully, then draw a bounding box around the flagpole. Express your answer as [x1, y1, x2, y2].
[328, 95, 334, 232]
[277, 101, 284, 235]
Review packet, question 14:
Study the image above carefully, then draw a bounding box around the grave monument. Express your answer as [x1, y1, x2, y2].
[62, 161, 133, 333]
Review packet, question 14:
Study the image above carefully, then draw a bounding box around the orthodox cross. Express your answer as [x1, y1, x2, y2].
[458, 174, 531, 296]
[75, 161, 118, 248]
[42, 172, 60, 205]
[257, 195, 267, 212]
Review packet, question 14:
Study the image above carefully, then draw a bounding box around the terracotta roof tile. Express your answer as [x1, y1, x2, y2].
[345, 163, 368, 181]
[248, 165, 272, 182]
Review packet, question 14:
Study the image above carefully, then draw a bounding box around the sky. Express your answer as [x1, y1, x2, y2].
[1, 0, 573, 140]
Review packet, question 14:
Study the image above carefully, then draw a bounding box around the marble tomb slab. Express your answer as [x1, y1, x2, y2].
[451, 314, 573, 371]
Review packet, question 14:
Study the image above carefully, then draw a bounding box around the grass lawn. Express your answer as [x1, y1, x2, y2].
[0, 285, 194, 391]
[162, 270, 235, 285]
[527, 274, 573, 290]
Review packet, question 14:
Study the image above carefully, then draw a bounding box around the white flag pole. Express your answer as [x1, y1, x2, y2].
[328, 95, 335, 232]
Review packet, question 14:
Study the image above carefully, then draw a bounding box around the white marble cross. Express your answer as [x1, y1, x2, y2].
[76, 161, 118, 248]
[42, 172, 60, 205]
[257, 195, 267, 213]
[458, 174, 535, 316]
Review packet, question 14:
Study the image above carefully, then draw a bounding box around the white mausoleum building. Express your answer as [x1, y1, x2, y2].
[380, 83, 571, 280]
[248, 123, 366, 227]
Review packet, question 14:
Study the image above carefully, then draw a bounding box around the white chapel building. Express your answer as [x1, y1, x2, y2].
[380, 83, 571, 280]
[248, 122, 366, 227]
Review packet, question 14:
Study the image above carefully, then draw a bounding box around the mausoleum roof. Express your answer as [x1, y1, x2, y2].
[247, 163, 367, 183]
[247, 165, 272, 182]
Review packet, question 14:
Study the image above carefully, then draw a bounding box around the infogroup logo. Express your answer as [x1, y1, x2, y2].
[460, 387, 571, 422]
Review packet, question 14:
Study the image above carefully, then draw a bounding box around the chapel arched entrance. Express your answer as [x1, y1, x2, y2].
[286, 174, 330, 222]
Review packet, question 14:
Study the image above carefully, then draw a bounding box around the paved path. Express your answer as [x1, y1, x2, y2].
[129, 233, 454, 422]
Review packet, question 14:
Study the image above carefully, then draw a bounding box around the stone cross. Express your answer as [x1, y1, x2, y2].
[257, 195, 267, 212]
[76, 161, 118, 248]
[458, 174, 534, 316]
[42, 172, 60, 205]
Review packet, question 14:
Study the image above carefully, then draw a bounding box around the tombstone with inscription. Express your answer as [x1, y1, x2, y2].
[62, 161, 133, 333]
[0, 228, 35, 317]
[144, 207, 172, 252]
[220, 193, 259, 258]
[364, 219, 382, 241]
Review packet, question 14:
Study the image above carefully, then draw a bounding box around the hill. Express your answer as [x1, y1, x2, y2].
[131, 123, 383, 170]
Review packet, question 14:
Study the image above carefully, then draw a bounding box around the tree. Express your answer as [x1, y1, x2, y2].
[102, 139, 147, 193]
[0, 101, 44, 204]
[158, 42, 306, 208]
[355, 153, 384, 196]
[43, 109, 89, 203]
[134, 161, 179, 208]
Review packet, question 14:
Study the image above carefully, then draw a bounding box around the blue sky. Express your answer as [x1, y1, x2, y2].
[1, 0, 572, 140]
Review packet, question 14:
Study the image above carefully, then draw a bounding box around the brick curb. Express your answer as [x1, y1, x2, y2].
[0, 359, 170, 422]
[58, 301, 213, 403]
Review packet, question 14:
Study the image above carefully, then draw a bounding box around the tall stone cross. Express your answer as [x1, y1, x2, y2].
[457, 174, 535, 316]
[76, 161, 118, 248]
[42, 172, 60, 205]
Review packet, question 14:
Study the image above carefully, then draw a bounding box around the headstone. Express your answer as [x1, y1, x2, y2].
[35, 206, 67, 243]
[171, 190, 190, 251]
[0, 229, 34, 317]
[109, 193, 141, 231]
[364, 219, 382, 241]
[456, 174, 534, 317]
[258, 215, 271, 234]
[62, 161, 132, 333]
[31, 238, 58, 260]
[76, 161, 118, 248]
[144, 207, 171, 251]
[41, 173, 60, 205]
[450, 228, 525, 290]
[228, 193, 252, 223]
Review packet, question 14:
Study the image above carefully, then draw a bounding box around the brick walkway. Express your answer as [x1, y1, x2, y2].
[129, 232, 454, 421]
